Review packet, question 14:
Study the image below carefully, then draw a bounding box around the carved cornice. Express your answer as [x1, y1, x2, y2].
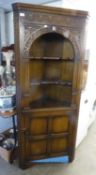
[20, 11, 87, 30]
[12, 3, 88, 17]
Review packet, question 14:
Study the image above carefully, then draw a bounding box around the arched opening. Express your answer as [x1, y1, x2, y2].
[29, 32, 75, 59]
[29, 32, 75, 108]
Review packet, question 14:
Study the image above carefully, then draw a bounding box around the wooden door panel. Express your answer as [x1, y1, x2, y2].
[21, 109, 71, 134]
[51, 137, 67, 153]
[30, 118, 47, 135]
[51, 116, 68, 133]
[30, 140, 47, 155]
[23, 139, 47, 161]
[21, 112, 70, 136]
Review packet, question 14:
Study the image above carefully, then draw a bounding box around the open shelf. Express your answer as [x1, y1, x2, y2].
[29, 60, 74, 86]
[29, 32, 75, 60]
[29, 97, 71, 109]
[29, 56, 74, 61]
[30, 80, 72, 86]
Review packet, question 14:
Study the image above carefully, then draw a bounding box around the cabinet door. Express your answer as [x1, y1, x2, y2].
[19, 109, 76, 164]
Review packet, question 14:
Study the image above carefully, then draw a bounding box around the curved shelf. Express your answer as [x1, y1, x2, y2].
[30, 80, 72, 86]
[28, 56, 74, 61]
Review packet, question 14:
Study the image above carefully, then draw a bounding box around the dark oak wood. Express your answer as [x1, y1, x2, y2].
[12, 3, 88, 169]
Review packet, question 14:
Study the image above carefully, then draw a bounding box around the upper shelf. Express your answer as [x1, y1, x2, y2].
[29, 56, 74, 61]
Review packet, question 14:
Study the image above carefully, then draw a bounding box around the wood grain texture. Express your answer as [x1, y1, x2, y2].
[13, 3, 88, 169]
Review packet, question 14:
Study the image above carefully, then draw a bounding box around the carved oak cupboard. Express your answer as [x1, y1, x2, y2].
[12, 3, 88, 168]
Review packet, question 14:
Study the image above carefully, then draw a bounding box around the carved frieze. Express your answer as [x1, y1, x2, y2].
[22, 23, 81, 60]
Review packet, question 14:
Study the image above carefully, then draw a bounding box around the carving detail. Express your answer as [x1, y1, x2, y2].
[22, 11, 86, 29]
[23, 23, 81, 59]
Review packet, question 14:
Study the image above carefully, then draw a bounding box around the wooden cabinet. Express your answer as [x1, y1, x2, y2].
[12, 3, 88, 168]
[19, 108, 76, 163]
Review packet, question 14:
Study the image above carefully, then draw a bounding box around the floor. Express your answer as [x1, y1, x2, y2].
[0, 120, 96, 175]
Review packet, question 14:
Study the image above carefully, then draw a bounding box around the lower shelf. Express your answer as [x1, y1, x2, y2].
[30, 97, 71, 108]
